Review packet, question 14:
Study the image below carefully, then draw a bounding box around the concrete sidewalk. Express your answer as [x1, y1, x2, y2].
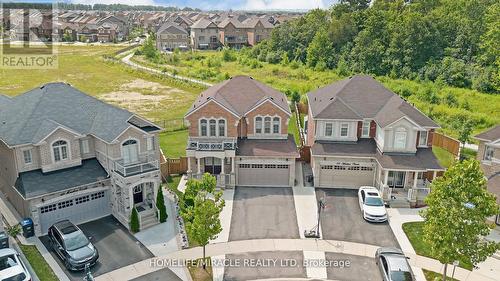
[293, 161, 322, 239]
[95, 237, 497, 281]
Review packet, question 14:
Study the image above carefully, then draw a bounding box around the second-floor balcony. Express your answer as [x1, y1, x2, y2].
[187, 138, 237, 151]
[114, 154, 159, 177]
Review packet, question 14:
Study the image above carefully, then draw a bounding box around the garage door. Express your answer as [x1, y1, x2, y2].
[238, 163, 290, 186]
[38, 190, 111, 235]
[319, 164, 374, 188]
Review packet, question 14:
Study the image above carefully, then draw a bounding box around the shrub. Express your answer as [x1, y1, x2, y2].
[314, 61, 327, 71]
[289, 60, 301, 69]
[265, 52, 282, 64]
[130, 207, 140, 233]
[222, 48, 236, 62]
[444, 92, 459, 107]
[156, 186, 168, 223]
[398, 88, 412, 98]
[6, 224, 21, 237]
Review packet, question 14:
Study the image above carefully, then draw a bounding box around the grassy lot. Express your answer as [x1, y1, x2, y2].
[432, 146, 456, 168]
[288, 112, 301, 145]
[0, 45, 203, 122]
[18, 244, 58, 281]
[423, 269, 459, 281]
[159, 130, 189, 158]
[402, 222, 473, 270]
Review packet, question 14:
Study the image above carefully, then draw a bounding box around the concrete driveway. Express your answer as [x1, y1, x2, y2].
[224, 251, 306, 281]
[316, 189, 399, 247]
[229, 187, 300, 241]
[40, 216, 153, 281]
[325, 253, 382, 281]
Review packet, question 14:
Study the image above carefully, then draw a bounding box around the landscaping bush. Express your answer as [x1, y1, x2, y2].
[265, 52, 282, 64]
[156, 186, 168, 223]
[130, 207, 140, 233]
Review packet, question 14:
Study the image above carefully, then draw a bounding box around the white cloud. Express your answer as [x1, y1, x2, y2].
[70, 0, 156, 6]
[242, 0, 326, 10]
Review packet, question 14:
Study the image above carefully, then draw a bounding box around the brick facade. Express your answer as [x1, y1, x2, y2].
[245, 101, 289, 136]
[186, 101, 239, 138]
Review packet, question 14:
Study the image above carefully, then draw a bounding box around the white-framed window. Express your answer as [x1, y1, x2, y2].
[272, 117, 280, 134]
[362, 121, 370, 137]
[81, 139, 90, 154]
[52, 140, 69, 162]
[264, 117, 271, 134]
[122, 139, 139, 164]
[340, 123, 349, 137]
[209, 119, 217, 137]
[200, 119, 208, 136]
[419, 131, 428, 146]
[484, 146, 494, 161]
[394, 127, 407, 149]
[23, 149, 32, 164]
[218, 120, 226, 137]
[325, 123, 333, 137]
[255, 117, 263, 134]
[147, 136, 154, 151]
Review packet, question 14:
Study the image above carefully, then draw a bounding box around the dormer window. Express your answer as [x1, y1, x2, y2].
[52, 140, 69, 162]
[325, 123, 333, 137]
[340, 123, 349, 137]
[394, 127, 407, 149]
[419, 131, 428, 147]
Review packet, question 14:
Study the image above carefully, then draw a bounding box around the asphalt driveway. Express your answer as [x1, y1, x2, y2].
[229, 186, 300, 241]
[325, 253, 382, 281]
[224, 251, 306, 281]
[316, 189, 399, 247]
[40, 215, 153, 281]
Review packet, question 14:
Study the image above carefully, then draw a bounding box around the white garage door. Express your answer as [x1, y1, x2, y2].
[238, 163, 290, 186]
[319, 164, 374, 188]
[38, 190, 111, 235]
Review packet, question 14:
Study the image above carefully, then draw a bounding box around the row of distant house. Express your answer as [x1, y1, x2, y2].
[1, 8, 298, 44]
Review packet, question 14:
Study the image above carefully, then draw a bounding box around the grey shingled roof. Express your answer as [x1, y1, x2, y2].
[15, 158, 109, 199]
[191, 18, 217, 29]
[307, 75, 439, 128]
[237, 135, 299, 157]
[474, 125, 500, 142]
[0, 83, 154, 146]
[0, 94, 12, 108]
[311, 139, 443, 170]
[186, 76, 290, 118]
[157, 23, 188, 35]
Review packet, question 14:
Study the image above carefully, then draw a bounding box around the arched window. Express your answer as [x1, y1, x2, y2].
[209, 119, 217, 137]
[52, 140, 68, 162]
[273, 117, 280, 134]
[264, 117, 271, 134]
[200, 119, 207, 136]
[218, 119, 225, 137]
[122, 139, 139, 164]
[255, 117, 262, 134]
[394, 127, 407, 149]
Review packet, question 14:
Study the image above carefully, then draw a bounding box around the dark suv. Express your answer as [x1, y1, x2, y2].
[48, 220, 99, 271]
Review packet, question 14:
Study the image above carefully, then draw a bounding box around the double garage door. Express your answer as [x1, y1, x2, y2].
[237, 163, 291, 186]
[319, 163, 375, 188]
[38, 190, 111, 235]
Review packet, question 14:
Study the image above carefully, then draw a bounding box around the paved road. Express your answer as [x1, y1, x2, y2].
[40, 216, 153, 281]
[229, 187, 300, 241]
[224, 251, 306, 281]
[317, 188, 399, 247]
[325, 252, 382, 281]
[130, 268, 182, 281]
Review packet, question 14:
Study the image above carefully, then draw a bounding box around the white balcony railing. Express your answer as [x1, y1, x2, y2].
[114, 155, 159, 177]
[187, 139, 237, 151]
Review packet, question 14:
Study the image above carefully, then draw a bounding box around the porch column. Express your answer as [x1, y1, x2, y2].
[221, 157, 225, 174]
[433, 171, 437, 180]
[197, 157, 201, 174]
[231, 157, 235, 173]
[413, 171, 418, 189]
[384, 170, 389, 185]
[187, 157, 192, 173]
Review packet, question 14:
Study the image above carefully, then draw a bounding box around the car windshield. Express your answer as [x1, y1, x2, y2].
[64, 232, 89, 251]
[4, 273, 27, 281]
[390, 271, 413, 281]
[365, 197, 384, 206]
[0, 254, 18, 270]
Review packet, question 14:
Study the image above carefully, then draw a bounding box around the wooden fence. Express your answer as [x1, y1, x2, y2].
[160, 154, 188, 181]
[299, 146, 311, 163]
[432, 132, 460, 156]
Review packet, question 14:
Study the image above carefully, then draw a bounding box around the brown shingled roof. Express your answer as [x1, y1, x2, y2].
[237, 135, 299, 157]
[474, 125, 500, 142]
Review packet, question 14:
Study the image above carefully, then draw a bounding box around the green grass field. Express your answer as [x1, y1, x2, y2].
[432, 147, 456, 168]
[19, 244, 59, 281]
[423, 269, 459, 281]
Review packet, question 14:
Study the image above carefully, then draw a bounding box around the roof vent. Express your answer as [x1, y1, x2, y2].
[249, 76, 254, 79]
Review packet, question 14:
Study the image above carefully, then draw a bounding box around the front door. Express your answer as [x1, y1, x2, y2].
[133, 185, 143, 204]
[387, 171, 405, 188]
[204, 157, 222, 175]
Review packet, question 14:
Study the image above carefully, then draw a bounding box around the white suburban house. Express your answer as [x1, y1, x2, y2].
[306, 75, 444, 207]
[184, 75, 299, 188]
[0, 83, 162, 235]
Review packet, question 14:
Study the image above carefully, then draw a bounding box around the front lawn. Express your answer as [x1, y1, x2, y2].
[402, 222, 473, 270]
[159, 130, 188, 158]
[18, 244, 58, 281]
[423, 269, 458, 281]
[432, 146, 456, 168]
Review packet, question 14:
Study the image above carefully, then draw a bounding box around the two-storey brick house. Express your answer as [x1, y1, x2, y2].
[184, 76, 299, 188]
[306, 75, 444, 207]
[474, 125, 500, 225]
[0, 83, 162, 235]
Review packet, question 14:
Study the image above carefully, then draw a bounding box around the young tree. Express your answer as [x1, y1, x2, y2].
[156, 186, 168, 223]
[130, 207, 140, 233]
[182, 174, 224, 270]
[458, 119, 473, 150]
[421, 160, 500, 281]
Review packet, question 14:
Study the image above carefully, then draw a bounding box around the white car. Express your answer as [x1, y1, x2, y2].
[358, 186, 388, 222]
[0, 248, 32, 281]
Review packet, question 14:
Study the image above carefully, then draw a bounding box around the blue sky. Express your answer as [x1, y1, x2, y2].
[13, 0, 337, 11]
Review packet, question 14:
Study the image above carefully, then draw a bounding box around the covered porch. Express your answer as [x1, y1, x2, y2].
[187, 156, 236, 188]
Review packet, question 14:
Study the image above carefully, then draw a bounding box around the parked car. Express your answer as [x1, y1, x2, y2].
[358, 186, 388, 222]
[375, 247, 415, 281]
[0, 248, 31, 281]
[48, 220, 99, 271]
